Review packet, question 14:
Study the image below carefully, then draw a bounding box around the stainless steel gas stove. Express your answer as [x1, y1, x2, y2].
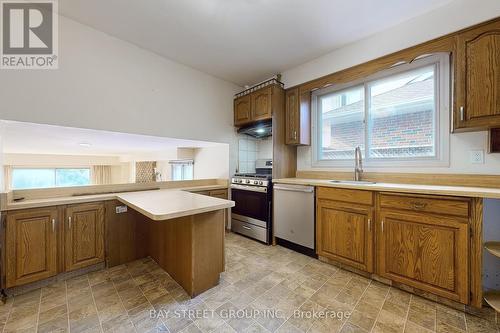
[231, 160, 273, 244]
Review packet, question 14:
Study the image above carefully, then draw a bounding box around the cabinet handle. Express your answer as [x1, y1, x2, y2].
[52, 219, 55, 233]
[68, 216, 72, 229]
[381, 220, 384, 233]
[460, 106, 464, 121]
[293, 130, 297, 140]
[411, 201, 428, 210]
[368, 218, 372, 231]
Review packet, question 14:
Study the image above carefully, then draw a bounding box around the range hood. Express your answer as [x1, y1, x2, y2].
[237, 120, 272, 139]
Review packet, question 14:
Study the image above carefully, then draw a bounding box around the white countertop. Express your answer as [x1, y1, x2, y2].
[116, 189, 234, 221]
[3, 185, 232, 215]
[273, 178, 500, 199]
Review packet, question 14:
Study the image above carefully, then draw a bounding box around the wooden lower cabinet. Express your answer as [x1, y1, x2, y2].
[5, 208, 58, 288]
[377, 210, 469, 303]
[316, 191, 374, 272]
[65, 203, 105, 272]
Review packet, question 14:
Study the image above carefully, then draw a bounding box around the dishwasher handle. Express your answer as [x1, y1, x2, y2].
[274, 185, 314, 193]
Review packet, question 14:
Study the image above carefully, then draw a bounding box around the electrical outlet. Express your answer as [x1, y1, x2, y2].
[469, 150, 484, 164]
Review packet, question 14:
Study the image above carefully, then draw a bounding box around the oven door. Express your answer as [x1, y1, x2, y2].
[231, 186, 270, 225]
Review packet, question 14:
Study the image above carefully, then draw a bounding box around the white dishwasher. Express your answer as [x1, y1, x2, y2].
[273, 184, 315, 256]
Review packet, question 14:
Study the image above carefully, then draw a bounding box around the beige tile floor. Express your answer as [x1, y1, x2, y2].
[0, 232, 498, 333]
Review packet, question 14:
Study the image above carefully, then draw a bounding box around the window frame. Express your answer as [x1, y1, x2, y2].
[311, 53, 450, 169]
[169, 160, 194, 181]
[11, 167, 92, 190]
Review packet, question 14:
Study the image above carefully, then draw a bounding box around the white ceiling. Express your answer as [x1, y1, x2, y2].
[59, 0, 454, 86]
[1, 120, 223, 156]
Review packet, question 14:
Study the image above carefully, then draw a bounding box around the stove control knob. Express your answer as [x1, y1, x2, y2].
[253, 180, 258, 185]
[238, 179, 243, 183]
[245, 180, 250, 184]
[259, 181, 263, 185]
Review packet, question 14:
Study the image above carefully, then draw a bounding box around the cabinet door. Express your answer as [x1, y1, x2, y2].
[65, 203, 105, 272]
[6, 208, 58, 288]
[234, 95, 252, 126]
[316, 199, 373, 272]
[251, 87, 273, 121]
[455, 22, 500, 130]
[377, 211, 469, 303]
[285, 88, 299, 144]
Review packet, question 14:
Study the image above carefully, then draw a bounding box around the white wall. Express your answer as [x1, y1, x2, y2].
[194, 146, 230, 179]
[283, 0, 500, 174]
[0, 15, 240, 175]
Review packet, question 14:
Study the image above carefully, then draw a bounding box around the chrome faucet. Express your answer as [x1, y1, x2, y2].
[354, 146, 363, 181]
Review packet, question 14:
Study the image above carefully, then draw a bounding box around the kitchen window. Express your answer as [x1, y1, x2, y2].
[312, 53, 450, 168]
[170, 160, 194, 181]
[11, 168, 91, 189]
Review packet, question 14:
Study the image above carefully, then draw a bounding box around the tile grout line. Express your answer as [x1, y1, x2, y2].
[304, 268, 347, 333]
[260, 260, 314, 332]
[34, 287, 43, 332]
[66, 280, 71, 333]
[87, 274, 105, 333]
[337, 277, 375, 333]
[366, 284, 390, 333]
[281, 264, 340, 333]
[401, 293, 413, 332]
[108, 268, 139, 333]
[131, 262, 171, 332]
[1, 297, 13, 333]
[435, 299, 438, 332]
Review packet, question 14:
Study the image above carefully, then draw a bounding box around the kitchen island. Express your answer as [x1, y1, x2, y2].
[116, 189, 234, 297]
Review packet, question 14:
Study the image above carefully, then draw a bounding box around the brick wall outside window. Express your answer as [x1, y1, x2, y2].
[324, 109, 434, 159]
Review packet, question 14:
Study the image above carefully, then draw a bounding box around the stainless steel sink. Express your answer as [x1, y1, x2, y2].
[330, 180, 377, 185]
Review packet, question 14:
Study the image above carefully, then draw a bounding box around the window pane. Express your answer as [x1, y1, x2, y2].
[367, 65, 436, 159]
[172, 165, 182, 181]
[12, 169, 55, 189]
[55, 169, 90, 187]
[182, 164, 194, 180]
[319, 86, 365, 160]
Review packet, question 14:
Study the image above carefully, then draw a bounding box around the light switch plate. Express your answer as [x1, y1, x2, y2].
[469, 150, 484, 164]
[116, 205, 128, 214]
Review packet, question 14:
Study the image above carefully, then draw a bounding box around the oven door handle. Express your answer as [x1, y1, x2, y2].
[231, 185, 268, 193]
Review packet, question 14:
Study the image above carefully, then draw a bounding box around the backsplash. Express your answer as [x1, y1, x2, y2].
[238, 135, 273, 173]
[135, 161, 156, 182]
[238, 136, 257, 173]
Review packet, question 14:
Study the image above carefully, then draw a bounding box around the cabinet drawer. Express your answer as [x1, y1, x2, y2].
[379, 194, 469, 218]
[209, 189, 228, 199]
[317, 187, 373, 206]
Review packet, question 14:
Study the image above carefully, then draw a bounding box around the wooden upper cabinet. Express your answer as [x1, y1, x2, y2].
[234, 84, 282, 126]
[285, 88, 311, 145]
[65, 203, 105, 272]
[455, 21, 500, 131]
[316, 188, 374, 272]
[251, 86, 273, 121]
[285, 88, 299, 144]
[234, 94, 252, 126]
[377, 208, 469, 304]
[6, 208, 58, 288]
